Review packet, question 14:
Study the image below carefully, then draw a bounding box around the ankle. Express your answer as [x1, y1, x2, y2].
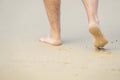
[88, 19, 99, 27]
[49, 32, 61, 40]
[88, 15, 99, 26]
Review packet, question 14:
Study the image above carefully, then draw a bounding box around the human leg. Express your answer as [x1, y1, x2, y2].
[82, 0, 108, 48]
[40, 0, 62, 46]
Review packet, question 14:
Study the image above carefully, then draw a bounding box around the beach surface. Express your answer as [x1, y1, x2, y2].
[0, 0, 120, 80]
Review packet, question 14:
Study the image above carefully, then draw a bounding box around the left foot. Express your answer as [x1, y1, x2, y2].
[39, 35, 62, 46]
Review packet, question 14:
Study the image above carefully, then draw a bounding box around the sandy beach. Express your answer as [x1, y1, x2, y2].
[0, 0, 120, 80]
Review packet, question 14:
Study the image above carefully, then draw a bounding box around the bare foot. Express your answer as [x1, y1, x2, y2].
[39, 35, 62, 46]
[89, 25, 108, 48]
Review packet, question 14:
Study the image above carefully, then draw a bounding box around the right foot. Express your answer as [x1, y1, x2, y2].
[89, 25, 108, 48]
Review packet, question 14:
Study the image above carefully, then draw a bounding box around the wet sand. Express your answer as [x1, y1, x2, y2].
[0, 0, 120, 80]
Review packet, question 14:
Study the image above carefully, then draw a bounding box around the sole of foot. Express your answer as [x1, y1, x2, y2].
[89, 26, 108, 48]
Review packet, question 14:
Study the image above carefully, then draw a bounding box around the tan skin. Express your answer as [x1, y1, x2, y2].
[40, 0, 108, 48]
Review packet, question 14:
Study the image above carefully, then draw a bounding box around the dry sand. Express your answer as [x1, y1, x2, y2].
[0, 0, 120, 80]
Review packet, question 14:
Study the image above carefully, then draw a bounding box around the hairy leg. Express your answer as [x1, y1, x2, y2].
[82, 0, 108, 48]
[40, 0, 62, 45]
